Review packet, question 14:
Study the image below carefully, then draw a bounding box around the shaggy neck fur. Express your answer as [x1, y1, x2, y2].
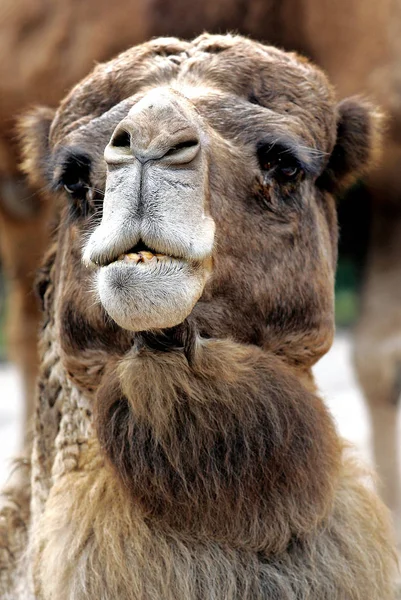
[3, 238, 387, 600]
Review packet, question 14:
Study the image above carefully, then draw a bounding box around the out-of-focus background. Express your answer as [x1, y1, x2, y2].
[0, 0, 400, 544]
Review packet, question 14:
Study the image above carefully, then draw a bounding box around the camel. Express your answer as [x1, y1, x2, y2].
[1, 2, 401, 538]
[0, 34, 397, 599]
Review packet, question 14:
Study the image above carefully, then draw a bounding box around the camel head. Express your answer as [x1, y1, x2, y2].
[20, 34, 381, 369]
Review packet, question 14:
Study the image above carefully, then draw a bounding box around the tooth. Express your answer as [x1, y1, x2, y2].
[138, 251, 156, 263]
[125, 253, 140, 263]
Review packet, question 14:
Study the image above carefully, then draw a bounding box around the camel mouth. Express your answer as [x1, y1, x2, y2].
[97, 251, 210, 332]
[115, 240, 175, 266]
[101, 239, 188, 268]
[96, 238, 212, 332]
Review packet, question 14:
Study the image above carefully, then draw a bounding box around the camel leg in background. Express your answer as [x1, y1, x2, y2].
[0, 177, 51, 449]
[354, 204, 401, 545]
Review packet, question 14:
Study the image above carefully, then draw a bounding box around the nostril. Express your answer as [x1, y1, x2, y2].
[165, 139, 199, 156]
[106, 121, 200, 165]
[104, 127, 134, 165]
[111, 130, 131, 148]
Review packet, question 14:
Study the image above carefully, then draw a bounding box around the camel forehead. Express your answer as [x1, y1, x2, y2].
[50, 34, 335, 147]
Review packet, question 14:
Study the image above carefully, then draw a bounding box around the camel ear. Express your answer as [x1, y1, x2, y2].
[18, 107, 55, 189]
[318, 98, 384, 193]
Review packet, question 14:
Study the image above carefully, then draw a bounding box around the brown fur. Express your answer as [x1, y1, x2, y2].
[34, 429, 394, 600]
[0, 34, 396, 599]
[97, 341, 340, 552]
[1, 8, 401, 548]
[0, 0, 398, 452]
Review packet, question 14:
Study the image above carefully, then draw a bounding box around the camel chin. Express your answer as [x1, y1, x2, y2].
[98, 257, 209, 332]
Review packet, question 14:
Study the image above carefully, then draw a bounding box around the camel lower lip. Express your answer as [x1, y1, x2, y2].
[97, 256, 208, 332]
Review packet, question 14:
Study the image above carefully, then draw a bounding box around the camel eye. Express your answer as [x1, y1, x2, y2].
[257, 143, 303, 182]
[58, 151, 91, 201]
[63, 181, 87, 199]
[277, 160, 300, 179]
[55, 150, 94, 218]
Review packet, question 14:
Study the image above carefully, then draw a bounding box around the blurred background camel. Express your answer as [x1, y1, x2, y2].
[1, 0, 400, 540]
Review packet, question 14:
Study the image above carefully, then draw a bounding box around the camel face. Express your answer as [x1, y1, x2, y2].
[22, 34, 379, 366]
